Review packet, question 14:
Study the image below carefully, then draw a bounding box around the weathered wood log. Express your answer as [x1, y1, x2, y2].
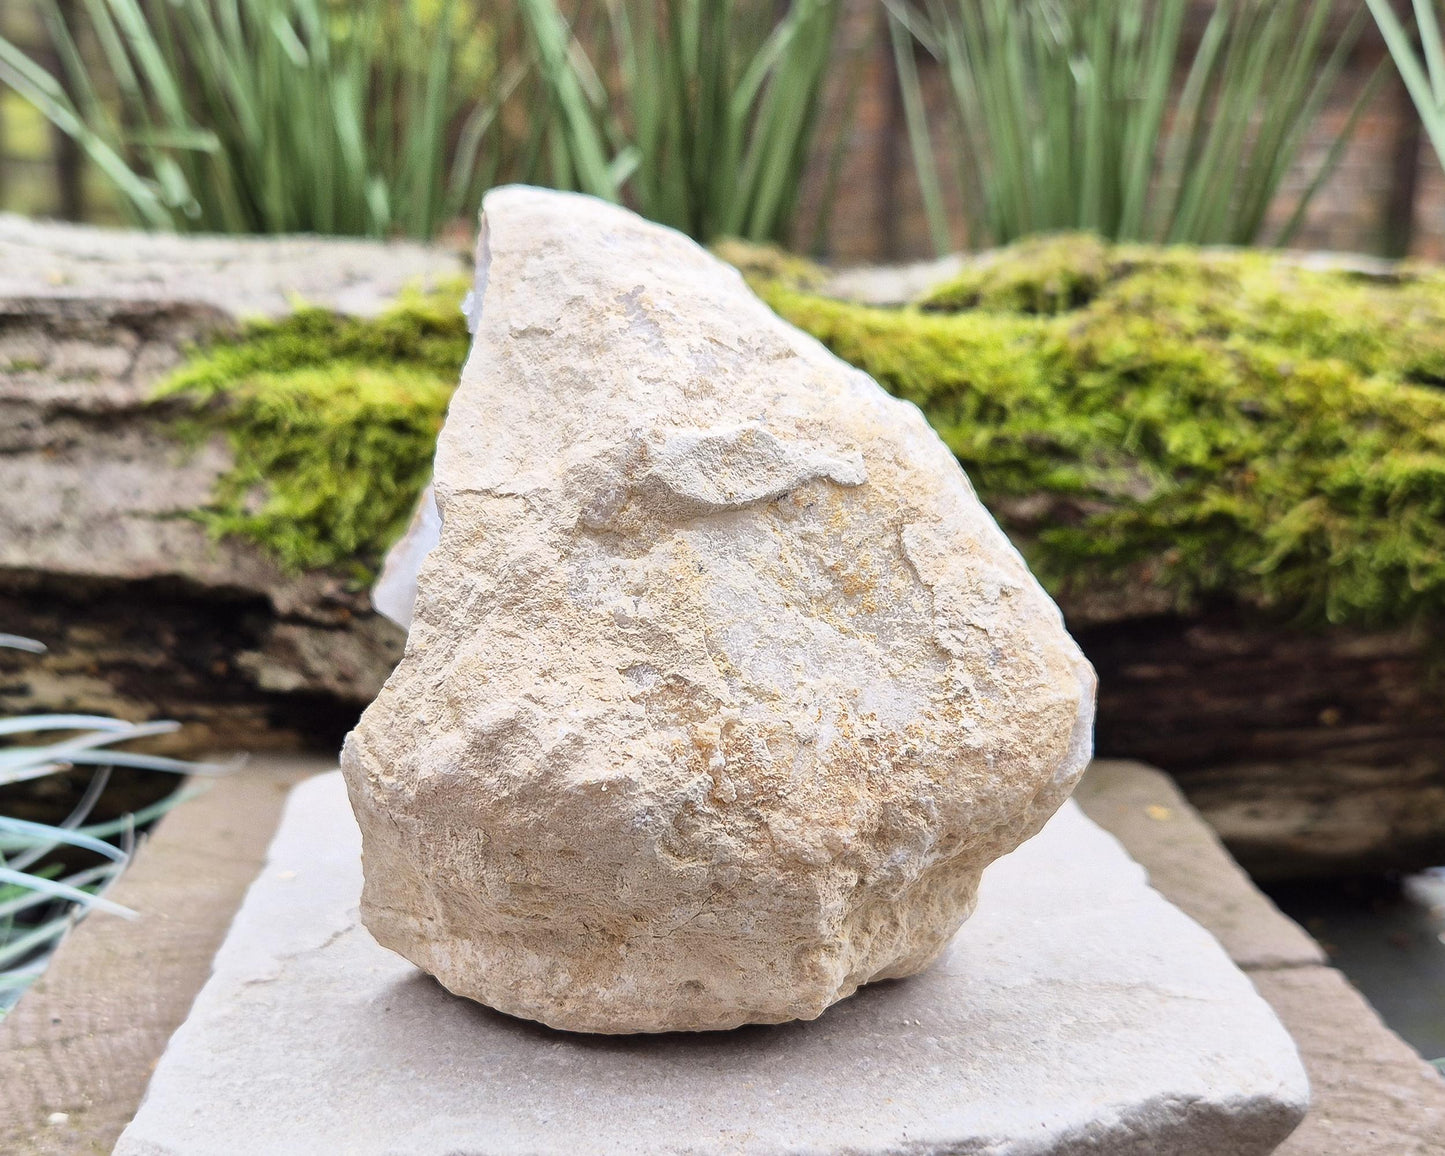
[1070, 603, 1445, 881]
[0, 216, 463, 753]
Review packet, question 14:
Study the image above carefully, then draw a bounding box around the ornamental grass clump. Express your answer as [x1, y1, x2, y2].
[0, 0, 512, 237]
[518, 0, 841, 243]
[1367, 0, 1445, 174]
[0, 636, 227, 1014]
[886, 0, 1376, 251]
[2, 0, 842, 246]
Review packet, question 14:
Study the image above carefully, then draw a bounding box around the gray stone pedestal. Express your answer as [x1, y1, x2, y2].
[114, 773, 1308, 1155]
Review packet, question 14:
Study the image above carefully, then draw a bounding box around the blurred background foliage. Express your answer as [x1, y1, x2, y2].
[0, 0, 515, 236]
[517, 0, 842, 243]
[1367, 0, 1445, 173]
[0, 1, 1436, 256]
[886, 0, 1380, 250]
[0, 0, 843, 244]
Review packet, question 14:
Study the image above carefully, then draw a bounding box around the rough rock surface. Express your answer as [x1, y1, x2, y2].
[0, 216, 463, 751]
[114, 772, 1308, 1156]
[341, 187, 1096, 1033]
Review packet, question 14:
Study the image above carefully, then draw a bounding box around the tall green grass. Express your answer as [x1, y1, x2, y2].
[0, 0, 514, 237]
[0, 636, 227, 1015]
[888, 0, 1377, 252]
[518, 0, 842, 244]
[2, 0, 840, 245]
[1368, 0, 1445, 174]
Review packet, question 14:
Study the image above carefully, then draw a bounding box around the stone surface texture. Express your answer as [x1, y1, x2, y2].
[1075, 761, 1327, 971]
[1076, 760, 1445, 1156]
[114, 771, 1309, 1156]
[342, 187, 1096, 1033]
[0, 757, 320, 1156]
[0, 215, 463, 751]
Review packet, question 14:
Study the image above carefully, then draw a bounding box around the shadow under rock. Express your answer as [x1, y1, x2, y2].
[377, 967, 916, 1060]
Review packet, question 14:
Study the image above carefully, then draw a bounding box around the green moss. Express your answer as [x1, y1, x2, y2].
[156, 280, 471, 577]
[758, 244, 1445, 629]
[710, 238, 830, 293]
[920, 233, 1111, 315]
[162, 238, 1445, 633]
[920, 234, 1445, 386]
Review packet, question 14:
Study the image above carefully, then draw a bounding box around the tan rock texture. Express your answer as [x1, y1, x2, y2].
[340, 187, 1096, 1034]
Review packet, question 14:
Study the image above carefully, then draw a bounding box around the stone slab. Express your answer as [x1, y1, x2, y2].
[0, 212, 464, 318]
[1257, 966, 1445, 1156]
[115, 772, 1307, 1156]
[0, 757, 323, 1156]
[1075, 761, 1326, 971]
[1076, 759, 1445, 1156]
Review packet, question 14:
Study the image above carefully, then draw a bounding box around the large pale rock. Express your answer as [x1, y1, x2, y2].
[341, 187, 1096, 1033]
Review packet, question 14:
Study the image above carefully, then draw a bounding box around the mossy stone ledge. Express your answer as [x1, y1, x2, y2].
[0, 220, 466, 753]
[747, 235, 1445, 635]
[160, 234, 1445, 878]
[156, 280, 471, 579]
[172, 237, 1445, 637]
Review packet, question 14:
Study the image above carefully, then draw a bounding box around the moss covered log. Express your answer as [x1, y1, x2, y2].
[163, 237, 1445, 636]
[754, 238, 1445, 632]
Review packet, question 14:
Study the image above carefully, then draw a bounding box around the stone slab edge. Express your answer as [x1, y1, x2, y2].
[0, 213, 466, 319]
[0, 757, 324, 1156]
[1077, 760, 1445, 1156]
